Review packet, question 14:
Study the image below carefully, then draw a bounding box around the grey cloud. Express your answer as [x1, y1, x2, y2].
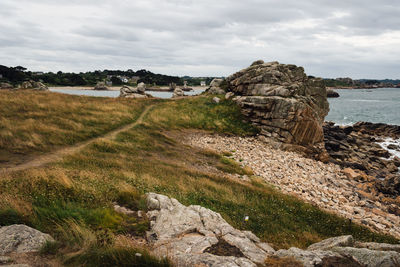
[0, 0, 400, 78]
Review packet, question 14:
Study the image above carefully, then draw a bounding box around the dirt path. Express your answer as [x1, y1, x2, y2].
[0, 105, 153, 174]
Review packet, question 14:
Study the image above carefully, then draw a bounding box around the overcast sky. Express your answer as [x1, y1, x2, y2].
[1, 0, 400, 78]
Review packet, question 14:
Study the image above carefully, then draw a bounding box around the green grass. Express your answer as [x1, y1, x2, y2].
[0, 93, 398, 265]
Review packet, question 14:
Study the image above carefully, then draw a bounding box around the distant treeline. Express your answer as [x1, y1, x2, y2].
[0, 65, 216, 87]
[324, 77, 400, 88]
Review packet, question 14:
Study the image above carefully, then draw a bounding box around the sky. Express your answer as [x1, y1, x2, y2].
[1, 0, 400, 78]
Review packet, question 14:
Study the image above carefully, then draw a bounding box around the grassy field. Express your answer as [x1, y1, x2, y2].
[0, 90, 153, 163]
[0, 91, 398, 266]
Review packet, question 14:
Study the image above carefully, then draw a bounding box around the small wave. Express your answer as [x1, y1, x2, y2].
[376, 137, 400, 159]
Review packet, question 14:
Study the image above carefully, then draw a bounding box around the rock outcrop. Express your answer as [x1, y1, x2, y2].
[181, 81, 193, 92]
[207, 78, 225, 94]
[276, 235, 400, 267]
[226, 60, 329, 155]
[323, 121, 400, 198]
[119, 83, 150, 98]
[327, 89, 340, 98]
[0, 82, 13, 89]
[172, 87, 185, 98]
[19, 80, 48, 91]
[94, 82, 109, 90]
[146, 193, 274, 267]
[0, 225, 54, 255]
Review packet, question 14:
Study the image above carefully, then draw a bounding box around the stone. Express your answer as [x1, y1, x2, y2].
[0, 256, 11, 263]
[207, 78, 225, 95]
[0, 82, 13, 89]
[0, 225, 54, 255]
[212, 97, 220, 104]
[354, 242, 400, 253]
[172, 87, 185, 98]
[332, 247, 400, 267]
[343, 168, 361, 180]
[327, 89, 340, 98]
[181, 81, 193, 92]
[225, 92, 235, 99]
[307, 235, 354, 251]
[94, 82, 109, 90]
[275, 247, 361, 267]
[119, 84, 149, 98]
[19, 80, 48, 91]
[226, 60, 329, 153]
[145, 193, 274, 266]
[169, 83, 177, 91]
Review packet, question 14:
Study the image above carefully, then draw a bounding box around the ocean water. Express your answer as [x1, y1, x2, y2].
[49, 88, 205, 98]
[326, 88, 400, 126]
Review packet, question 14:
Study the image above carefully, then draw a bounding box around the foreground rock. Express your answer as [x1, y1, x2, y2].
[184, 133, 400, 239]
[327, 89, 340, 98]
[94, 82, 109, 90]
[0, 225, 54, 255]
[146, 193, 274, 266]
[19, 80, 48, 91]
[206, 78, 225, 94]
[119, 83, 151, 98]
[226, 60, 329, 158]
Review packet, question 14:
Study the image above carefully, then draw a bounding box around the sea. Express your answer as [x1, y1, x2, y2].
[326, 87, 400, 159]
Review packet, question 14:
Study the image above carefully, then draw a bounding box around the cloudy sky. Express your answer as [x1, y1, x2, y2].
[1, 0, 400, 78]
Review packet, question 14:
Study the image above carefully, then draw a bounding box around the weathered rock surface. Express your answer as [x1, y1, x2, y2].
[94, 82, 109, 90]
[19, 80, 48, 91]
[307, 235, 354, 251]
[324, 121, 400, 199]
[207, 78, 225, 94]
[327, 89, 340, 98]
[226, 60, 329, 156]
[0, 82, 13, 89]
[145, 193, 274, 267]
[0, 225, 54, 255]
[212, 97, 220, 104]
[332, 247, 400, 267]
[172, 87, 185, 98]
[119, 83, 150, 98]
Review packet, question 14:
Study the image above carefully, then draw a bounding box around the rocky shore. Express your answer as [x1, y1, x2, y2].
[184, 133, 400, 240]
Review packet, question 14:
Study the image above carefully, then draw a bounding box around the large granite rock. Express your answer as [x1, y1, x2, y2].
[94, 82, 109, 90]
[19, 80, 48, 91]
[145, 193, 274, 267]
[119, 83, 150, 98]
[172, 87, 185, 98]
[327, 89, 340, 98]
[226, 60, 329, 153]
[207, 78, 225, 94]
[0, 225, 54, 255]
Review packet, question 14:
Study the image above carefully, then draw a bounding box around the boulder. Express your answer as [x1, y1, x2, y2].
[181, 81, 193, 92]
[225, 92, 235, 99]
[355, 242, 400, 253]
[145, 193, 274, 266]
[19, 80, 48, 91]
[327, 89, 340, 98]
[213, 97, 221, 104]
[172, 88, 185, 98]
[0, 82, 13, 89]
[0, 225, 54, 255]
[332, 247, 400, 267]
[227, 60, 329, 152]
[94, 82, 109, 90]
[119, 84, 149, 98]
[275, 247, 362, 267]
[207, 78, 225, 94]
[307, 235, 354, 251]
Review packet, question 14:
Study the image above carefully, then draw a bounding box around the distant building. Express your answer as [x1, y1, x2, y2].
[0, 74, 3, 79]
[200, 81, 206, 87]
[106, 81, 113, 86]
[32, 72, 44, 76]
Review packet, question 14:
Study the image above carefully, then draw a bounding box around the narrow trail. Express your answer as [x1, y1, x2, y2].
[1, 105, 153, 174]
